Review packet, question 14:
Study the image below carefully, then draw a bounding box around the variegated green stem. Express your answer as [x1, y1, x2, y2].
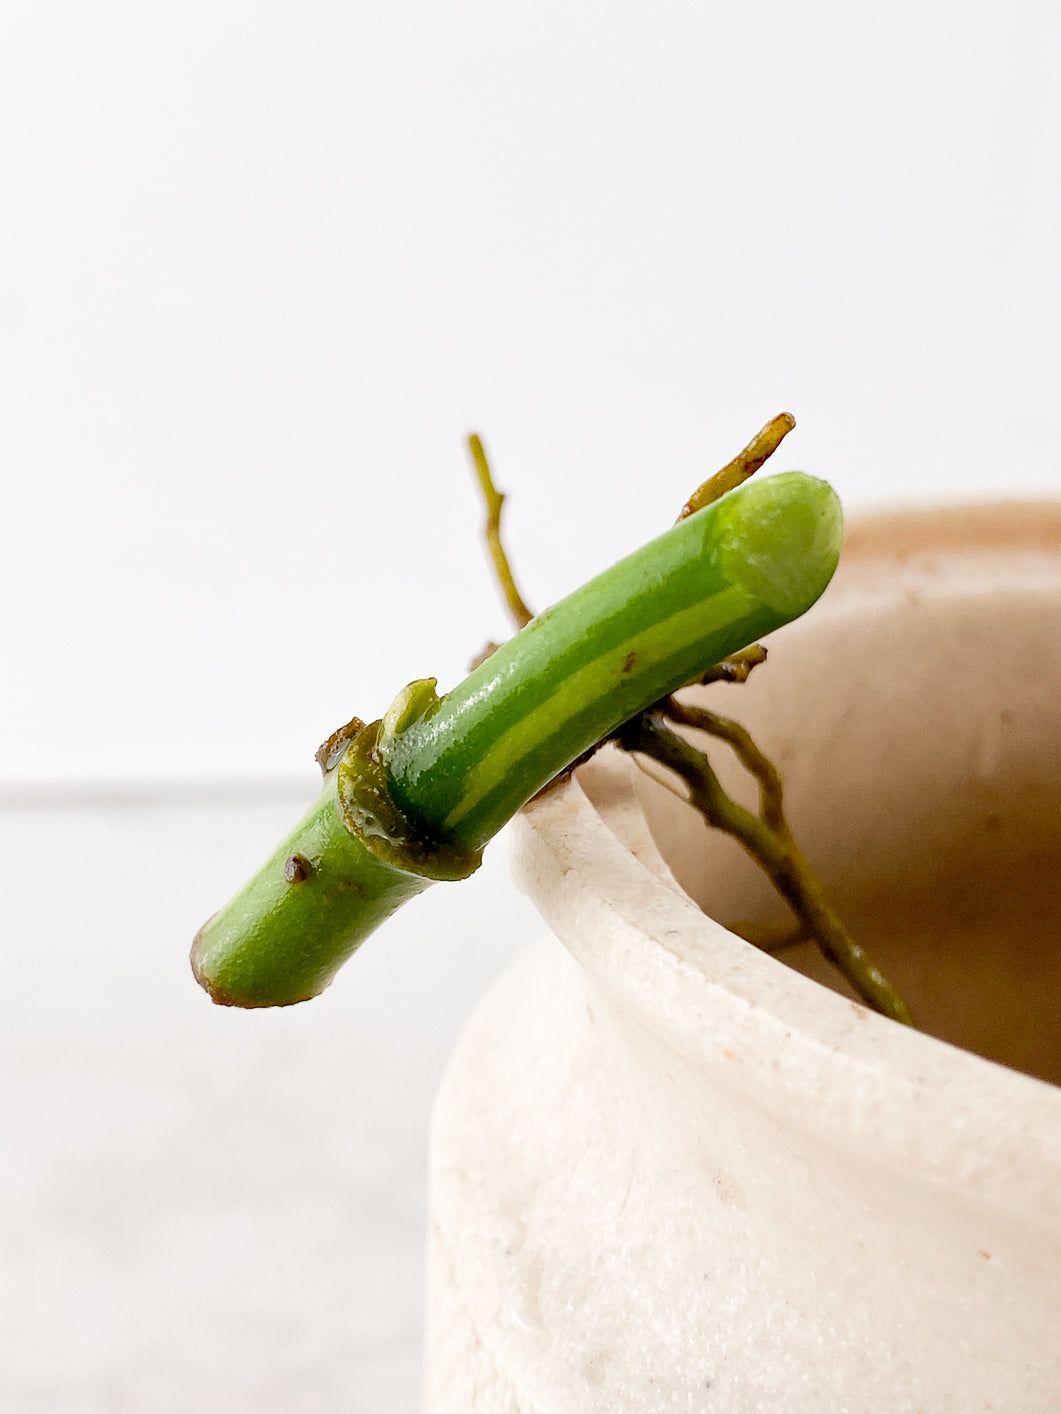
[380, 472, 841, 850]
[192, 470, 842, 1008]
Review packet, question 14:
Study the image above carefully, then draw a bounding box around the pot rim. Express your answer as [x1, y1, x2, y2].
[510, 499, 1061, 1226]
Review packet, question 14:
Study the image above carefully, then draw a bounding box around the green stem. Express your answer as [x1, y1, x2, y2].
[381, 471, 841, 850]
[192, 470, 842, 1007]
[191, 770, 433, 1007]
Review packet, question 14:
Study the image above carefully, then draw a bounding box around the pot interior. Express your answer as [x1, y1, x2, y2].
[630, 531, 1061, 1086]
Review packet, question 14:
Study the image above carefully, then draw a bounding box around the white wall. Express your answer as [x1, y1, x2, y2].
[1, 0, 1058, 786]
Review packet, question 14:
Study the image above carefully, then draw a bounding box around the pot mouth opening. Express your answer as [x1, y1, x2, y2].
[625, 504, 1061, 1087]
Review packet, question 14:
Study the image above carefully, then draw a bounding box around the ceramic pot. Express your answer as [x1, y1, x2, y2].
[424, 502, 1061, 1413]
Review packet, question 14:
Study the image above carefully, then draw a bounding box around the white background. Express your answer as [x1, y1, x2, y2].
[1, 2, 1059, 1410]
[2, 0, 1059, 786]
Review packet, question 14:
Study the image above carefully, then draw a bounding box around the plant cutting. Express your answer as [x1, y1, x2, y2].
[190, 421, 1061, 1411]
[191, 416, 909, 1022]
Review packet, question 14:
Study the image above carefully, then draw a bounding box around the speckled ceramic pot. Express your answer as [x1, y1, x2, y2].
[425, 503, 1061, 1414]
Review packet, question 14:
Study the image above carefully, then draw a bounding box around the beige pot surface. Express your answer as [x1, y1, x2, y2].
[425, 501, 1061, 1413]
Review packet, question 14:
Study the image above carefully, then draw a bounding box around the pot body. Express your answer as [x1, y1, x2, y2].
[424, 503, 1061, 1413]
